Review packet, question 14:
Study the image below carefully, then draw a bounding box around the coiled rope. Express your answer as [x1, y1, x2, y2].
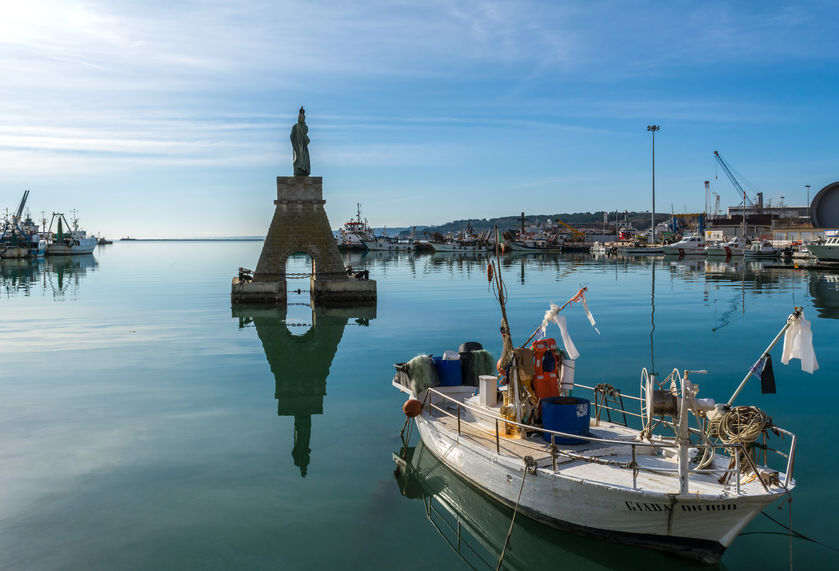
[711, 406, 771, 445]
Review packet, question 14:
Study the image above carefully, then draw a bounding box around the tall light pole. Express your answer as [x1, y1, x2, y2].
[805, 184, 811, 221]
[647, 125, 660, 243]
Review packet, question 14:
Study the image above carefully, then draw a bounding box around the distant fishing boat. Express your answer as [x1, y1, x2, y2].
[705, 236, 748, 257]
[45, 212, 97, 255]
[336, 203, 375, 251]
[743, 240, 780, 259]
[662, 235, 706, 256]
[0, 190, 48, 258]
[392, 250, 814, 564]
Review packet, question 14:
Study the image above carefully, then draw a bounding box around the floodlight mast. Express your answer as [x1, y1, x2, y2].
[647, 125, 660, 243]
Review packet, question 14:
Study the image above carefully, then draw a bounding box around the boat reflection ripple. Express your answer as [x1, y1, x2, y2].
[394, 442, 679, 570]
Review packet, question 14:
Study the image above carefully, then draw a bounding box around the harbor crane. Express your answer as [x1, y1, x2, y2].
[713, 151, 753, 207]
[15, 189, 29, 222]
[553, 219, 586, 242]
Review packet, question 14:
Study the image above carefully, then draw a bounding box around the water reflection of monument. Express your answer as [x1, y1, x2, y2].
[232, 304, 375, 476]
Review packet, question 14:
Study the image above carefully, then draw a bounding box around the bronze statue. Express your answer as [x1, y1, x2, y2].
[290, 106, 310, 176]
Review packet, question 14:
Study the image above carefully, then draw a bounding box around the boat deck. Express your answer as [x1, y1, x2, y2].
[423, 387, 787, 498]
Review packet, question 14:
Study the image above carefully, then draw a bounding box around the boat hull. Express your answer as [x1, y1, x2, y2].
[46, 237, 97, 255]
[705, 246, 745, 257]
[415, 414, 778, 565]
[807, 244, 839, 262]
[504, 241, 563, 253]
[662, 246, 705, 256]
[430, 242, 487, 253]
[360, 239, 414, 252]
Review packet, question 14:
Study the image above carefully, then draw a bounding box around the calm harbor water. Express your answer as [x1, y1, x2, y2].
[1, 242, 838, 569]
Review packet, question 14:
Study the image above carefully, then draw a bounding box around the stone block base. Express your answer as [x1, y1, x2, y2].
[311, 278, 377, 305]
[231, 276, 377, 305]
[231, 277, 286, 304]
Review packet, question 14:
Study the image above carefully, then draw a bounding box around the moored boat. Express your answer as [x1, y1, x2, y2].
[45, 212, 97, 256]
[662, 235, 706, 256]
[743, 240, 780, 259]
[806, 233, 839, 262]
[705, 236, 748, 257]
[392, 258, 815, 564]
[336, 203, 375, 251]
[503, 237, 564, 253]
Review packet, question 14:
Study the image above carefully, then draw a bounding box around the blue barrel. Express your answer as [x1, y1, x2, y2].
[433, 356, 462, 386]
[542, 397, 590, 444]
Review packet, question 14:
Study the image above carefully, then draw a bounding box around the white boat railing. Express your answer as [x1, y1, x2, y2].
[421, 386, 796, 493]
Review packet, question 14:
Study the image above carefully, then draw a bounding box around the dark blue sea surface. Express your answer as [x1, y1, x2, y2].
[1, 243, 837, 569]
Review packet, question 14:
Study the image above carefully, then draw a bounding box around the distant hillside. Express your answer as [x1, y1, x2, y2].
[392, 212, 670, 237]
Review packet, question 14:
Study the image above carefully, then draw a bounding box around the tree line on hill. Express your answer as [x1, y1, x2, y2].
[391, 212, 671, 237]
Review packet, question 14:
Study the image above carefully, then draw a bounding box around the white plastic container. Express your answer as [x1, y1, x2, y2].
[442, 350, 460, 360]
[478, 375, 498, 407]
[559, 358, 576, 393]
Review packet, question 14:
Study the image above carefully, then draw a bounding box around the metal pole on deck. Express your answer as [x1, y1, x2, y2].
[727, 310, 800, 406]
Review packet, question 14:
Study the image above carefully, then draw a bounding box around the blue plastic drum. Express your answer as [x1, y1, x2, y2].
[542, 396, 591, 444]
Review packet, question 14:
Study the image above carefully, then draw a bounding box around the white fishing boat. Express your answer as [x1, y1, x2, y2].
[743, 240, 780, 259]
[705, 236, 748, 257]
[503, 237, 564, 253]
[361, 227, 416, 252]
[661, 235, 706, 256]
[430, 241, 487, 253]
[393, 263, 815, 564]
[806, 234, 839, 262]
[620, 242, 664, 255]
[45, 212, 97, 255]
[336, 203, 375, 251]
[590, 242, 608, 254]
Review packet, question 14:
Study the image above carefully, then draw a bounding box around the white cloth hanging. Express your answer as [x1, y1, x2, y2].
[781, 312, 819, 373]
[539, 302, 560, 340]
[552, 314, 580, 359]
[579, 293, 600, 334]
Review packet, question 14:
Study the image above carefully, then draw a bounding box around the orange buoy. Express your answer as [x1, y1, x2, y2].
[403, 399, 422, 417]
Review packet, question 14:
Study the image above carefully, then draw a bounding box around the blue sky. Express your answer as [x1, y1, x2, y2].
[1, 0, 837, 237]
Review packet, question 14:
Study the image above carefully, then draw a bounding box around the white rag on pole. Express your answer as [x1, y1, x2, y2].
[781, 312, 819, 373]
[579, 292, 600, 334]
[538, 303, 561, 341]
[552, 314, 580, 359]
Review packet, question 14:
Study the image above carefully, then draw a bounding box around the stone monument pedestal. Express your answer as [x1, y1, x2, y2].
[231, 176, 377, 305]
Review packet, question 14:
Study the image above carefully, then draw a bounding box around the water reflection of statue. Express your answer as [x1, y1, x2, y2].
[290, 106, 310, 176]
[232, 304, 375, 477]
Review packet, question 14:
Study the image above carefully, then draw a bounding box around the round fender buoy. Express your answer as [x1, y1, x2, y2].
[403, 399, 422, 418]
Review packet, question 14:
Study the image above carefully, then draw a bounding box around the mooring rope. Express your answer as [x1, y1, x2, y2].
[496, 456, 535, 571]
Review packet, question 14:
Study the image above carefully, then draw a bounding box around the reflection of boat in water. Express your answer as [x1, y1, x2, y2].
[395, 441, 674, 570]
[1, 254, 98, 298]
[393, 263, 809, 563]
[808, 273, 839, 319]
